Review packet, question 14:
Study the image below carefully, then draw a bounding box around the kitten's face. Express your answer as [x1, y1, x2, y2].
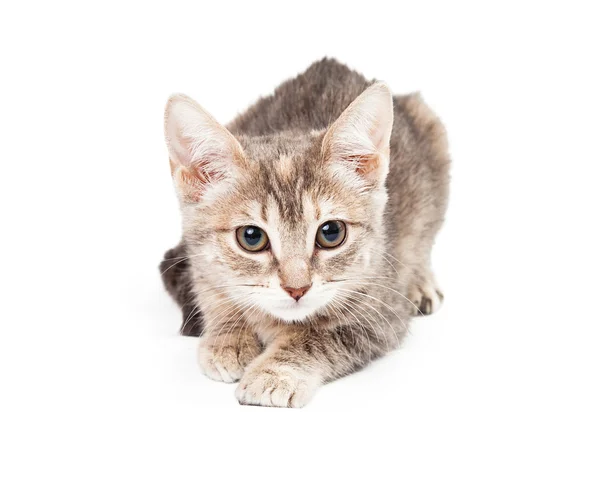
[165, 83, 393, 323]
[185, 140, 387, 321]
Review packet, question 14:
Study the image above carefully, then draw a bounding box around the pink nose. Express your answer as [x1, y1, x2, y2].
[282, 284, 312, 301]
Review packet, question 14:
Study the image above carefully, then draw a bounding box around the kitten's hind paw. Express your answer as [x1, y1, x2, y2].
[409, 275, 444, 316]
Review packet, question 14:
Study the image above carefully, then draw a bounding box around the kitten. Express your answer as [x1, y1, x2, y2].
[160, 58, 450, 407]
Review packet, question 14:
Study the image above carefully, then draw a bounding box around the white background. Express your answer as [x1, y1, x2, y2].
[1, 1, 599, 477]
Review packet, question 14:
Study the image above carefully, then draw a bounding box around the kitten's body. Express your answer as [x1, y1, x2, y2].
[161, 59, 450, 407]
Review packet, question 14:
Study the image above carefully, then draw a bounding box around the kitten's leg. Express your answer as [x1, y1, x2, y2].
[236, 325, 394, 408]
[197, 316, 262, 383]
[390, 94, 450, 317]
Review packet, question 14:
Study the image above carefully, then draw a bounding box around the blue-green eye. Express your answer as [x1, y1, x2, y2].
[316, 221, 346, 248]
[236, 226, 269, 252]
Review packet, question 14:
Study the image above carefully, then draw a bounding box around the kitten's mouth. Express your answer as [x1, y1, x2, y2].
[251, 287, 337, 323]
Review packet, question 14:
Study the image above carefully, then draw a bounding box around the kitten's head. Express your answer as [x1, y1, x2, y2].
[164, 83, 393, 323]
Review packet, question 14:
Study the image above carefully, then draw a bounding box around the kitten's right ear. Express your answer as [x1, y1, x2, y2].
[164, 94, 245, 202]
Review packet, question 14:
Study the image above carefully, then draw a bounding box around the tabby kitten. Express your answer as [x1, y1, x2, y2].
[161, 59, 450, 407]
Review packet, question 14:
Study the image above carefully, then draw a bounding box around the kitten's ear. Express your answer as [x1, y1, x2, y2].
[164, 94, 245, 202]
[322, 82, 394, 187]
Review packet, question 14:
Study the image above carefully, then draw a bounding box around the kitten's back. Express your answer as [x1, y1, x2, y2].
[227, 58, 373, 136]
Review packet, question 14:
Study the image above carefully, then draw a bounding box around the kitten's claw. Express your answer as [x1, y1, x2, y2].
[235, 366, 319, 408]
[197, 336, 261, 383]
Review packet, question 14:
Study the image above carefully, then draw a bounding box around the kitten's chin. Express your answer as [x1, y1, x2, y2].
[268, 305, 320, 323]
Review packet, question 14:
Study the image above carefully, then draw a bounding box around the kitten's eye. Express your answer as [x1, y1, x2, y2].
[236, 226, 269, 252]
[316, 221, 346, 249]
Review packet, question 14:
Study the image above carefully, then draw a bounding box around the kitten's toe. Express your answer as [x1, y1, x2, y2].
[236, 366, 319, 408]
[197, 339, 261, 383]
[409, 279, 443, 316]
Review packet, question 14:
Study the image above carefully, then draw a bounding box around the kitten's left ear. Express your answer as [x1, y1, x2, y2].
[322, 82, 394, 187]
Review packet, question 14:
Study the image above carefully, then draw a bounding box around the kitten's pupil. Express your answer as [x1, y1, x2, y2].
[244, 227, 261, 246]
[321, 222, 340, 242]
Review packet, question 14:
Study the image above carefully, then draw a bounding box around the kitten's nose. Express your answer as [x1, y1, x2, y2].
[282, 284, 312, 301]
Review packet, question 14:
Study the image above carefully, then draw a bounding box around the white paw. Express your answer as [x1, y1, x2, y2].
[197, 337, 261, 383]
[235, 366, 320, 408]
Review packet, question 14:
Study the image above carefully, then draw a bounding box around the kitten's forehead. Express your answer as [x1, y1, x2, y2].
[235, 134, 321, 224]
[218, 133, 372, 233]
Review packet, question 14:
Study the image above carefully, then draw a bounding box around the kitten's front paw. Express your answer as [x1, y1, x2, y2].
[235, 365, 320, 408]
[197, 335, 261, 383]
